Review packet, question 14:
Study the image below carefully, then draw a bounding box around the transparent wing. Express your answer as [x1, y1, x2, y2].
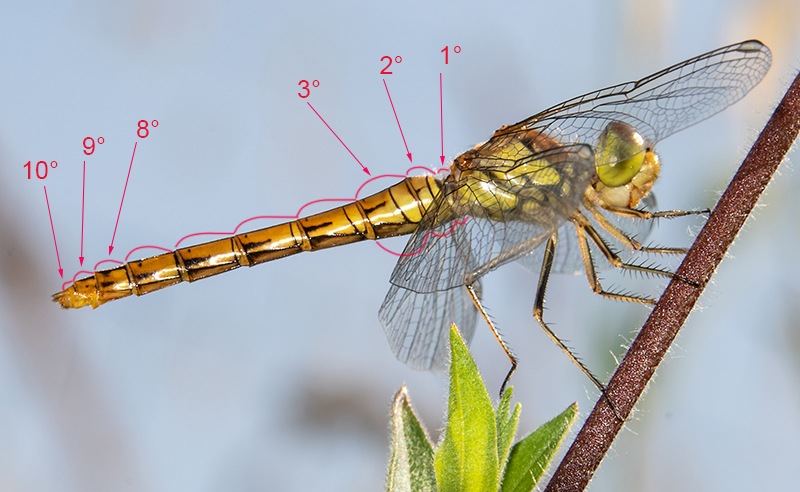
[389, 144, 595, 293]
[516, 221, 584, 276]
[385, 198, 476, 293]
[490, 40, 771, 153]
[378, 280, 479, 370]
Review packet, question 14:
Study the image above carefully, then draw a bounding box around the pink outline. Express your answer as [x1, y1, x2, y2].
[374, 216, 469, 257]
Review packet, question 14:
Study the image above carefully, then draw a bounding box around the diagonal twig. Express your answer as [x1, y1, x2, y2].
[545, 71, 800, 492]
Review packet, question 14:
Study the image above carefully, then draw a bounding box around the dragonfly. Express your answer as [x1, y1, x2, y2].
[54, 40, 771, 392]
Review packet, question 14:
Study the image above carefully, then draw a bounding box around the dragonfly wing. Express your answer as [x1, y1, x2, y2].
[491, 40, 771, 151]
[387, 190, 477, 293]
[378, 281, 479, 371]
[516, 221, 584, 275]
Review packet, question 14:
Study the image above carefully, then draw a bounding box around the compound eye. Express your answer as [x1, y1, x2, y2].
[595, 122, 647, 187]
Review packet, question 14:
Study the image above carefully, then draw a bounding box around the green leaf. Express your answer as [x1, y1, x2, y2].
[435, 324, 499, 492]
[387, 387, 436, 492]
[386, 324, 578, 492]
[496, 387, 521, 473]
[500, 402, 578, 492]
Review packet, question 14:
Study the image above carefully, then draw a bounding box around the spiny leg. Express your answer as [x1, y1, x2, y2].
[532, 232, 609, 394]
[580, 207, 700, 287]
[600, 203, 710, 220]
[572, 211, 678, 296]
[583, 202, 690, 256]
[537, 230, 627, 421]
[461, 230, 573, 395]
[584, 188, 710, 221]
[465, 282, 517, 396]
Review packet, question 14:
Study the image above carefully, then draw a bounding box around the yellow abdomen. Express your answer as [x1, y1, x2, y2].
[54, 175, 442, 309]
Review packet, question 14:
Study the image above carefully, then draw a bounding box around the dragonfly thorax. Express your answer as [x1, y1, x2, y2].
[446, 133, 584, 226]
[592, 121, 660, 208]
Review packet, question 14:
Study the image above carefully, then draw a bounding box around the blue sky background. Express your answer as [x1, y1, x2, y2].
[2, 1, 799, 491]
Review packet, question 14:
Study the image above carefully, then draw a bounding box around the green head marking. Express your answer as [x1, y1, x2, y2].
[595, 122, 647, 187]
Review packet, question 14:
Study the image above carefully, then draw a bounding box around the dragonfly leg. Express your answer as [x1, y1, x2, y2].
[572, 212, 677, 298]
[533, 232, 609, 394]
[601, 204, 710, 220]
[585, 202, 690, 256]
[536, 232, 627, 421]
[465, 282, 517, 396]
[577, 208, 702, 288]
[584, 188, 710, 223]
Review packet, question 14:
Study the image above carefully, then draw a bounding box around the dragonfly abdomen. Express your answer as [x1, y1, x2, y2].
[53, 175, 442, 309]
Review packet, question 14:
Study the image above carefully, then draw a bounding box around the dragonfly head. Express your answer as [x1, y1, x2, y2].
[593, 121, 660, 208]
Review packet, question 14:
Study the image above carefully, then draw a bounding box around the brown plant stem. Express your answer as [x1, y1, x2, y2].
[545, 71, 800, 492]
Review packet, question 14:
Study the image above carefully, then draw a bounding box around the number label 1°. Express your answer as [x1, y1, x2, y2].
[441, 45, 461, 65]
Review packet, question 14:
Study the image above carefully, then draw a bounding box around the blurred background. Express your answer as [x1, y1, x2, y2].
[2, 1, 799, 491]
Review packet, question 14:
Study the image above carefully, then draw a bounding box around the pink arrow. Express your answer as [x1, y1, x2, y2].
[109, 142, 138, 254]
[439, 72, 446, 165]
[43, 186, 63, 278]
[383, 79, 413, 162]
[79, 160, 86, 265]
[307, 102, 371, 175]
